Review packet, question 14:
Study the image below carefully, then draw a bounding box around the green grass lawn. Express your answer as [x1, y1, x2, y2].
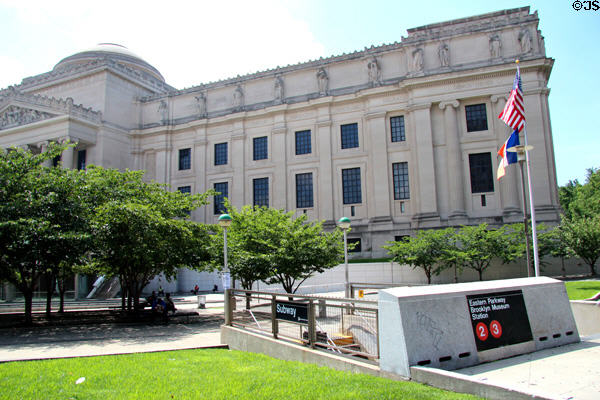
[0, 349, 480, 400]
[564, 280, 600, 300]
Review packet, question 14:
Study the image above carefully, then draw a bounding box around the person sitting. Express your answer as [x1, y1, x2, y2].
[165, 293, 176, 314]
[213, 284, 218, 293]
[191, 284, 199, 295]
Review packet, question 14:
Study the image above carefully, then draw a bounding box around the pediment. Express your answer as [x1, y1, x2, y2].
[0, 104, 59, 130]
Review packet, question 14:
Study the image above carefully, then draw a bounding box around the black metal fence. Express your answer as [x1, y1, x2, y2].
[225, 289, 379, 361]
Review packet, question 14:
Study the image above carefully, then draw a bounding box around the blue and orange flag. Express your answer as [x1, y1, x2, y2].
[497, 129, 520, 180]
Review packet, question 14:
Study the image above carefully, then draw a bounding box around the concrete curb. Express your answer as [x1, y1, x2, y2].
[410, 366, 556, 400]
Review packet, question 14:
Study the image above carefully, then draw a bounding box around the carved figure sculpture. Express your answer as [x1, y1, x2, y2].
[274, 75, 284, 103]
[233, 85, 244, 111]
[316, 68, 328, 95]
[518, 29, 532, 54]
[438, 44, 450, 67]
[195, 92, 207, 118]
[489, 34, 502, 58]
[158, 100, 168, 125]
[367, 57, 381, 86]
[412, 48, 424, 72]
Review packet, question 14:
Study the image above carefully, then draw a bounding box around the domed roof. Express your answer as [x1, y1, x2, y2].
[54, 43, 165, 82]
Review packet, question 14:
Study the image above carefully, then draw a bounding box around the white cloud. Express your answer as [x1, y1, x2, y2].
[0, 0, 325, 89]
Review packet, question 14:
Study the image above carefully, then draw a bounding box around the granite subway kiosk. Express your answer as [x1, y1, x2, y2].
[378, 277, 579, 377]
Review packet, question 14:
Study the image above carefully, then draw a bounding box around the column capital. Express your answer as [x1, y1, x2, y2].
[407, 102, 432, 112]
[36, 140, 49, 149]
[439, 100, 459, 110]
[364, 111, 387, 121]
[490, 94, 508, 104]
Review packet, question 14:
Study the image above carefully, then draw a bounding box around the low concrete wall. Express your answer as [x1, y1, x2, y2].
[221, 325, 384, 378]
[570, 300, 600, 336]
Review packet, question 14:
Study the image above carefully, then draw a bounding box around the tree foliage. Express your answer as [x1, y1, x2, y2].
[384, 228, 454, 284]
[210, 205, 345, 294]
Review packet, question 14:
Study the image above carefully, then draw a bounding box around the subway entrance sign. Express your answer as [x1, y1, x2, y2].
[275, 300, 308, 324]
[466, 290, 533, 352]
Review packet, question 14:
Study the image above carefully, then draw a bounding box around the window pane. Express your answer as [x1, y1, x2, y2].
[342, 167, 362, 204]
[214, 143, 227, 165]
[253, 136, 268, 160]
[295, 173, 313, 208]
[214, 182, 228, 214]
[392, 162, 410, 200]
[468, 153, 494, 193]
[465, 104, 488, 132]
[179, 148, 191, 170]
[77, 149, 86, 170]
[295, 130, 311, 155]
[348, 238, 362, 253]
[178, 186, 191, 194]
[390, 116, 405, 142]
[253, 177, 269, 207]
[341, 123, 359, 149]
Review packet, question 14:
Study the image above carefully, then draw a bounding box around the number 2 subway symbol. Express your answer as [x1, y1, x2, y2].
[476, 322, 489, 341]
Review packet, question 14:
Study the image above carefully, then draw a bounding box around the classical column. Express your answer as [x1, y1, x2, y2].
[271, 126, 287, 209]
[37, 141, 53, 167]
[231, 127, 246, 209]
[408, 103, 439, 222]
[316, 115, 334, 223]
[194, 126, 208, 222]
[439, 100, 466, 219]
[491, 95, 520, 216]
[365, 111, 391, 220]
[60, 137, 74, 169]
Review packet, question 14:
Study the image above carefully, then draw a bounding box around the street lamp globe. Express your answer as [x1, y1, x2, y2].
[338, 217, 351, 230]
[218, 213, 232, 228]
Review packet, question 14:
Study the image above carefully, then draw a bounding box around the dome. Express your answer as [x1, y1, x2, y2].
[53, 43, 165, 82]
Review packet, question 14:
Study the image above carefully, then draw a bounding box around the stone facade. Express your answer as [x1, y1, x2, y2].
[0, 8, 560, 261]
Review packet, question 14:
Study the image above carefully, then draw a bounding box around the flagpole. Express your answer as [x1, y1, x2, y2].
[522, 122, 540, 277]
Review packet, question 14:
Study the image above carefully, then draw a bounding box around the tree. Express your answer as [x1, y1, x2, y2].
[559, 216, 600, 276]
[385, 228, 454, 284]
[86, 169, 213, 310]
[210, 205, 345, 295]
[455, 224, 520, 281]
[0, 143, 90, 323]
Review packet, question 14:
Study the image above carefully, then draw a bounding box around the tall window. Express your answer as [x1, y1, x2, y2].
[465, 104, 488, 132]
[342, 167, 362, 204]
[295, 173, 313, 208]
[179, 148, 191, 170]
[341, 123, 359, 149]
[178, 186, 191, 194]
[77, 149, 86, 170]
[214, 182, 228, 214]
[253, 136, 268, 160]
[295, 130, 311, 155]
[392, 162, 410, 200]
[390, 116, 406, 142]
[253, 178, 269, 207]
[469, 153, 494, 193]
[214, 143, 227, 165]
[348, 238, 362, 253]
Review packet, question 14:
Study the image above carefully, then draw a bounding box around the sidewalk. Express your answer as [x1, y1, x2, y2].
[0, 296, 227, 363]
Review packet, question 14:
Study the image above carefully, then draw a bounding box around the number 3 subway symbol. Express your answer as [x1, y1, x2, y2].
[490, 320, 503, 339]
[476, 322, 489, 341]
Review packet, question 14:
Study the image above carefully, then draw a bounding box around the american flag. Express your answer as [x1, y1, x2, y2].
[498, 68, 525, 132]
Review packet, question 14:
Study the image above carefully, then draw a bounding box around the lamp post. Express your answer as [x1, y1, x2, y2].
[338, 217, 351, 298]
[218, 214, 232, 290]
[507, 144, 536, 277]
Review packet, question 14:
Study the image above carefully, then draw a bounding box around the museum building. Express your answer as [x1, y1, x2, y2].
[0, 7, 560, 266]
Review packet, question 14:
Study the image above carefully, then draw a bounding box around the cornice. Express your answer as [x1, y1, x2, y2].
[364, 111, 387, 120]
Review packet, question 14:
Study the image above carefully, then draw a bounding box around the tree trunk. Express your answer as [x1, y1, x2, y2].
[561, 258, 566, 278]
[478, 269, 484, 281]
[425, 268, 432, 284]
[57, 276, 67, 313]
[45, 273, 55, 317]
[23, 288, 33, 325]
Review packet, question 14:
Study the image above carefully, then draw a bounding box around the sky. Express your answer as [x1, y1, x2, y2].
[1, 0, 597, 186]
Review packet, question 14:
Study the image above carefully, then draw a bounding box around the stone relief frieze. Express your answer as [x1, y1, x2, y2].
[0, 105, 55, 130]
[518, 29, 532, 54]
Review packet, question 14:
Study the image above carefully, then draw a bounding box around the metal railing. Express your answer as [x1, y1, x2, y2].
[225, 289, 379, 361]
[348, 282, 427, 299]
